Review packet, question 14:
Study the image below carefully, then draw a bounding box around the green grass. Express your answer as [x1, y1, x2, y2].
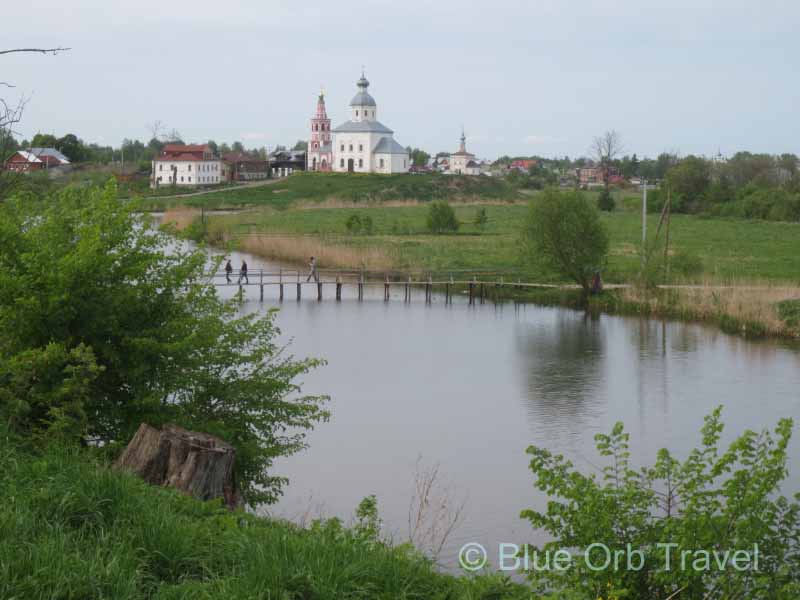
[143, 172, 523, 210]
[0, 438, 527, 599]
[208, 203, 800, 283]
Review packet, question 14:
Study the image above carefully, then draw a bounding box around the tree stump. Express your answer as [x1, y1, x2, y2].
[114, 423, 239, 508]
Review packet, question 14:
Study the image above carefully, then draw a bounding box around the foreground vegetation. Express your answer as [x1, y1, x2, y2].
[0, 439, 524, 600]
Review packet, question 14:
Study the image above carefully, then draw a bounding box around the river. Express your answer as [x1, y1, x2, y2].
[166, 224, 800, 571]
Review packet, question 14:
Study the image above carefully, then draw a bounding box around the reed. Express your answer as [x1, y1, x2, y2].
[238, 233, 395, 271]
[161, 206, 200, 230]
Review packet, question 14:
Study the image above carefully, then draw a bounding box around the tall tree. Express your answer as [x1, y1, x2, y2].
[591, 130, 623, 191]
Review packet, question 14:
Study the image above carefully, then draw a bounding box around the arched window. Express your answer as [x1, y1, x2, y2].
[356, 110, 359, 117]
[340, 158, 344, 167]
[358, 158, 363, 168]
[349, 144, 353, 151]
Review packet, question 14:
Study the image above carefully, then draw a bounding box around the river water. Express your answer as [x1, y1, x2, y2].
[155, 217, 799, 570]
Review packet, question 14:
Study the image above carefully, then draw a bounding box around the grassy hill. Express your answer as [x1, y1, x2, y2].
[0, 439, 526, 600]
[142, 172, 523, 210]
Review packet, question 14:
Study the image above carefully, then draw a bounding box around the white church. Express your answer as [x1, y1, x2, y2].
[307, 73, 410, 174]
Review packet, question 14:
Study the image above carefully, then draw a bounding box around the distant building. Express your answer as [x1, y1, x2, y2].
[577, 165, 620, 187]
[270, 149, 306, 177]
[448, 131, 481, 175]
[307, 92, 333, 172]
[510, 159, 537, 172]
[330, 72, 410, 174]
[222, 153, 270, 181]
[151, 143, 225, 188]
[4, 147, 70, 172]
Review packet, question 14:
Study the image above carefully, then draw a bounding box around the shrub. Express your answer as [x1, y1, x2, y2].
[361, 214, 374, 235]
[345, 213, 362, 234]
[597, 188, 615, 211]
[426, 201, 459, 233]
[522, 189, 609, 291]
[522, 409, 800, 599]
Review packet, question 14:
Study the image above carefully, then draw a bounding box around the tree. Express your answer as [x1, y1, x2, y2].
[292, 140, 308, 152]
[426, 201, 459, 234]
[56, 133, 86, 162]
[522, 189, 609, 292]
[0, 184, 328, 505]
[409, 147, 430, 167]
[591, 130, 623, 191]
[522, 409, 800, 599]
[666, 156, 711, 212]
[231, 141, 245, 154]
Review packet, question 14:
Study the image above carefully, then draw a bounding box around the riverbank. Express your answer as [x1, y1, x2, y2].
[0, 439, 527, 599]
[162, 201, 800, 340]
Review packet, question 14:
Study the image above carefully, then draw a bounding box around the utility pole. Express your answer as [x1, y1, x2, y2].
[641, 179, 648, 266]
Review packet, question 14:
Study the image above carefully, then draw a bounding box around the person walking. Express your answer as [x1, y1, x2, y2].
[239, 260, 249, 285]
[225, 259, 233, 284]
[306, 256, 319, 283]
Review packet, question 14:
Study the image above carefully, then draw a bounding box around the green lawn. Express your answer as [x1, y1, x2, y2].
[207, 204, 800, 283]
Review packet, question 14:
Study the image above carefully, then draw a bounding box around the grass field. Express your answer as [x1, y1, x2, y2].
[185, 203, 800, 283]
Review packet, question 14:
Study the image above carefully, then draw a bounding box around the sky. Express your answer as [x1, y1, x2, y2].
[3, 0, 799, 160]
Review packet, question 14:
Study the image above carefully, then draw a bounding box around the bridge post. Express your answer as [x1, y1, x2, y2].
[296, 270, 301, 301]
[384, 274, 390, 302]
[426, 275, 432, 304]
[358, 270, 364, 301]
[405, 276, 411, 302]
[480, 282, 485, 304]
[469, 277, 475, 305]
[317, 280, 322, 301]
[279, 268, 284, 302]
[336, 275, 342, 301]
[259, 270, 264, 302]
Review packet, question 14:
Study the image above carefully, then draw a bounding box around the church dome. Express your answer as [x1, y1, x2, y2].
[350, 74, 376, 106]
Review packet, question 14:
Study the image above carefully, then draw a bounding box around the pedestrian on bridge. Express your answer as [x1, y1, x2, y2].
[225, 259, 233, 284]
[306, 256, 319, 283]
[239, 260, 249, 285]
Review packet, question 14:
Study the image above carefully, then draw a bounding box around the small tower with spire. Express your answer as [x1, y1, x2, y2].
[308, 89, 332, 171]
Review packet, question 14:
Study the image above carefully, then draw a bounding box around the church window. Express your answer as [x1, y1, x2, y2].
[356, 110, 359, 117]
[340, 144, 344, 151]
[158, 164, 162, 171]
[359, 144, 363, 152]
[188, 164, 192, 171]
[340, 159, 344, 167]
[379, 159, 384, 168]
[349, 144, 353, 151]
[358, 158, 363, 168]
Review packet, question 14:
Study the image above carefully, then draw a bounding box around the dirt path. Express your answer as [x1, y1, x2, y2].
[146, 177, 284, 201]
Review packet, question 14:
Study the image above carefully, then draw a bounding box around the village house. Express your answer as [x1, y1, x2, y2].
[270, 149, 305, 177]
[510, 159, 537, 172]
[151, 143, 225, 188]
[222, 152, 270, 181]
[4, 147, 71, 173]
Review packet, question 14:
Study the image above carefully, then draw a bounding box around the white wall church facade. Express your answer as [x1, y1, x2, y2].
[329, 74, 410, 174]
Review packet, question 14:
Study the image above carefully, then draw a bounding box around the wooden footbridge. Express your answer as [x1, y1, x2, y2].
[208, 269, 550, 304]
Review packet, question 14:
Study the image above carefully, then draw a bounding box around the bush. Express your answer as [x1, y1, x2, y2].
[426, 201, 459, 233]
[522, 409, 800, 599]
[522, 189, 609, 291]
[474, 207, 488, 231]
[597, 188, 615, 211]
[345, 213, 362, 234]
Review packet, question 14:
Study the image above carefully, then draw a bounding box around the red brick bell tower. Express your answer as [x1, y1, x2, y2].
[308, 91, 332, 172]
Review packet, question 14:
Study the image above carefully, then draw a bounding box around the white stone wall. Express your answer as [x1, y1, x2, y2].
[152, 159, 224, 187]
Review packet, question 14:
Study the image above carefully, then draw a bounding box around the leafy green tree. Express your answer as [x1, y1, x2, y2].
[0, 183, 328, 504]
[56, 133, 86, 162]
[474, 206, 488, 231]
[292, 140, 308, 151]
[522, 409, 800, 599]
[30, 132, 58, 148]
[426, 201, 459, 234]
[231, 141, 245, 154]
[522, 189, 609, 292]
[666, 156, 711, 212]
[409, 147, 430, 167]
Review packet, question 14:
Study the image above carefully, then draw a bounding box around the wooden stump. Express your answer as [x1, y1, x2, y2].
[114, 423, 239, 508]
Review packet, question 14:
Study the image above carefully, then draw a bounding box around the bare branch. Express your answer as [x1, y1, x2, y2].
[0, 82, 15, 88]
[0, 47, 71, 56]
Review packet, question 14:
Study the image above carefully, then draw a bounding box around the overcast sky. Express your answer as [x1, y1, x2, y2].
[3, 0, 799, 160]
